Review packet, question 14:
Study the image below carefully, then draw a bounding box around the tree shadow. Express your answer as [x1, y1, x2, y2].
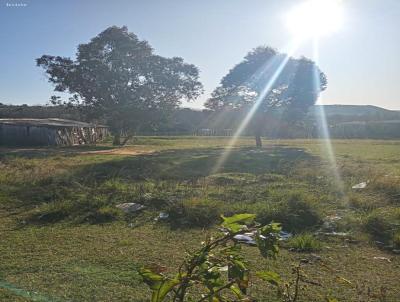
[0, 145, 116, 160]
[67, 145, 318, 182]
[8, 145, 320, 225]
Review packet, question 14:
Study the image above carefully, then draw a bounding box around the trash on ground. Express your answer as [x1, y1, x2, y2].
[233, 234, 256, 246]
[233, 230, 291, 246]
[115, 203, 145, 213]
[373, 256, 391, 263]
[154, 212, 169, 221]
[279, 231, 293, 240]
[321, 231, 350, 237]
[352, 182, 368, 189]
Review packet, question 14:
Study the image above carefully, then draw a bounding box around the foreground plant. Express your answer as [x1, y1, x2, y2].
[139, 213, 286, 301]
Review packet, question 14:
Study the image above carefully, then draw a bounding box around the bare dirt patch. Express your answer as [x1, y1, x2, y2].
[82, 147, 154, 156]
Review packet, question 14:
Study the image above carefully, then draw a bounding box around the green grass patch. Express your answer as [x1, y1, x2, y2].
[1, 138, 400, 301]
[288, 233, 323, 252]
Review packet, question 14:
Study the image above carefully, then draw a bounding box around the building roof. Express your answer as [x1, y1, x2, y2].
[0, 118, 107, 128]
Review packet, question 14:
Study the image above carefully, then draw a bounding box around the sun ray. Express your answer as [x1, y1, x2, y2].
[211, 39, 302, 174]
[312, 38, 346, 197]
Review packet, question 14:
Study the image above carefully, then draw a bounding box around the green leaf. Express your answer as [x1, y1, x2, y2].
[139, 268, 180, 302]
[228, 260, 249, 293]
[151, 278, 180, 302]
[230, 285, 244, 299]
[139, 268, 164, 290]
[221, 213, 256, 233]
[256, 222, 282, 258]
[221, 213, 256, 225]
[256, 271, 282, 286]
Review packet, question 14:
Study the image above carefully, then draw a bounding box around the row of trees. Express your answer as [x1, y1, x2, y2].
[37, 26, 327, 146]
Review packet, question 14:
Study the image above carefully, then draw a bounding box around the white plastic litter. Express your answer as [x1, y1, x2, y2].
[155, 212, 169, 221]
[279, 231, 293, 240]
[352, 182, 367, 189]
[233, 234, 256, 245]
[373, 256, 391, 263]
[233, 230, 292, 246]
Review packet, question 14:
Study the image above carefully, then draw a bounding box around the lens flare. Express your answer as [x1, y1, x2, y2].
[312, 38, 345, 195]
[211, 40, 301, 174]
[285, 0, 344, 38]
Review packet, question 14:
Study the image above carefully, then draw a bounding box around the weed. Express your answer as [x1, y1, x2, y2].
[166, 198, 222, 228]
[288, 233, 322, 252]
[256, 191, 322, 232]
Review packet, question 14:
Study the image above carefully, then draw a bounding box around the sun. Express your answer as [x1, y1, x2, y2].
[285, 0, 344, 38]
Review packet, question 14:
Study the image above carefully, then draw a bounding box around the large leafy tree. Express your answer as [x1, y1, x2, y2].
[37, 26, 203, 144]
[205, 46, 327, 147]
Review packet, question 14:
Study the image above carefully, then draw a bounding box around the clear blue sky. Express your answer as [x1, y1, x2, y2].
[1, 0, 399, 109]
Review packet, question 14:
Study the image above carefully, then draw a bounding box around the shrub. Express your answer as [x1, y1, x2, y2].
[288, 233, 322, 252]
[349, 194, 380, 211]
[393, 231, 400, 249]
[256, 191, 322, 232]
[26, 200, 74, 224]
[140, 192, 171, 209]
[166, 198, 222, 228]
[26, 194, 121, 225]
[79, 206, 121, 224]
[364, 209, 400, 248]
[369, 176, 400, 203]
[364, 212, 393, 242]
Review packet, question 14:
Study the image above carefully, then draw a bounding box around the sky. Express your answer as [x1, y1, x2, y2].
[0, 0, 399, 110]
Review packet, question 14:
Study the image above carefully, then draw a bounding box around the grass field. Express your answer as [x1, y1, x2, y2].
[1, 137, 400, 301]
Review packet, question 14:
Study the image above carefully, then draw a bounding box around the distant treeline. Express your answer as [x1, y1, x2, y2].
[0, 103, 84, 120]
[1, 103, 400, 139]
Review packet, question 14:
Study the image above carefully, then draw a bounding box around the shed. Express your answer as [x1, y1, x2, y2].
[0, 118, 109, 146]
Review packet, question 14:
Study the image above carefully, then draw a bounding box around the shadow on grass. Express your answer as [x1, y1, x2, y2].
[9, 145, 320, 225]
[0, 144, 116, 159]
[71, 145, 317, 182]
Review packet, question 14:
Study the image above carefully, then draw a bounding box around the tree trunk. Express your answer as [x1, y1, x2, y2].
[121, 134, 134, 146]
[113, 133, 121, 146]
[255, 134, 262, 148]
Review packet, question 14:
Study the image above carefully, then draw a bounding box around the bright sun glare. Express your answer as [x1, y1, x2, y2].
[285, 0, 344, 38]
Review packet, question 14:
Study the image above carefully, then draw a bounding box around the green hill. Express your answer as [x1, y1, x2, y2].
[312, 104, 397, 117]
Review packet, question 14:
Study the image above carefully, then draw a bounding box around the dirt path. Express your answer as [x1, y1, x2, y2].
[0, 146, 155, 157]
[82, 147, 154, 155]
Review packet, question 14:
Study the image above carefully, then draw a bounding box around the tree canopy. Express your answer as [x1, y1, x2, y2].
[37, 26, 203, 144]
[205, 46, 327, 146]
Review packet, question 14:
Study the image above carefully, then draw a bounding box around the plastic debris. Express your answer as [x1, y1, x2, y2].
[115, 203, 145, 213]
[233, 230, 291, 246]
[320, 231, 351, 238]
[373, 256, 391, 263]
[352, 182, 367, 189]
[279, 231, 293, 241]
[154, 212, 169, 221]
[233, 234, 256, 246]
